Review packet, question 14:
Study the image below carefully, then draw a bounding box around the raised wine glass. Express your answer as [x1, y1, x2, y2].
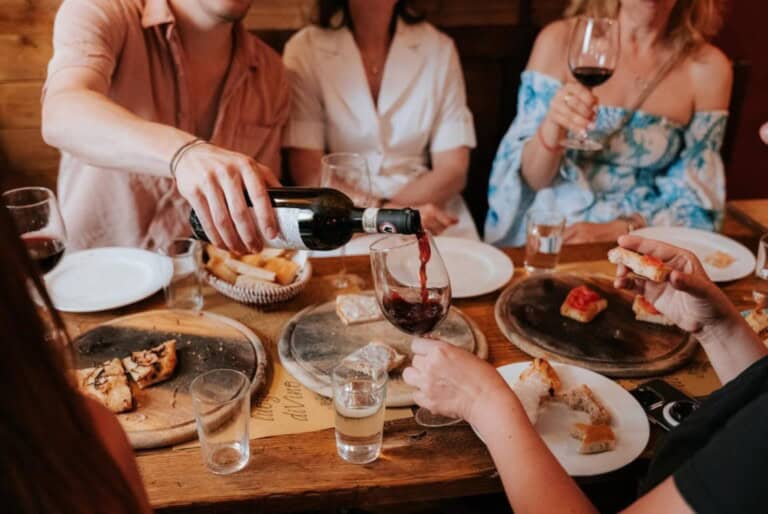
[321, 152, 372, 289]
[370, 233, 459, 427]
[1, 187, 68, 274]
[561, 16, 620, 151]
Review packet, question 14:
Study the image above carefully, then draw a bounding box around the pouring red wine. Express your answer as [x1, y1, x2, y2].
[370, 232, 457, 427]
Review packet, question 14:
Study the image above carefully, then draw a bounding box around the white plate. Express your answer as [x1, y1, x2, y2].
[434, 237, 514, 298]
[45, 247, 173, 313]
[315, 235, 514, 298]
[473, 361, 650, 477]
[630, 227, 755, 282]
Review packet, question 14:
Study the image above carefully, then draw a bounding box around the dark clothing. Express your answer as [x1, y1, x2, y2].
[643, 356, 768, 513]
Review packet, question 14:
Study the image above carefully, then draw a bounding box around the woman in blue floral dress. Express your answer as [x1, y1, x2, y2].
[485, 0, 731, 246]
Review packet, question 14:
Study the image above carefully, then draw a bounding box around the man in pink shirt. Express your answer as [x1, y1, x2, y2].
[42, 0, 288, 252]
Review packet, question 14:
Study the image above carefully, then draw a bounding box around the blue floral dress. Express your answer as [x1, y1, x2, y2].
[485, 71, 728, 247]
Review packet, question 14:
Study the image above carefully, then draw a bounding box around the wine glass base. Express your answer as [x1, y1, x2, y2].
[560, 137, 603, 152]
[414, 408, 462, 428]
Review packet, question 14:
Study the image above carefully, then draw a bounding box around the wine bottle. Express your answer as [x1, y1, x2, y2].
[189, 187, 422, 251]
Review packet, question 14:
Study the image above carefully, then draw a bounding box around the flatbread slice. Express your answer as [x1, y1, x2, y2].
[555, 384, 612, 425]
[633, 295, 674, 326]
[560, 285, 608, 323]
[122, 340, 178, 389]
[76, 358, 133, 414]
[608, 247, 670, 282]
[336, 294, 383, 325]
[570, 423, 617, 454]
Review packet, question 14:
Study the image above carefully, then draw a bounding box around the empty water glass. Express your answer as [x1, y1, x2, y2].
[190, 369, 251, 475]
[524, 210, 566, 273]
[332, 353, 388, 464]
[161, 238, 203, 310]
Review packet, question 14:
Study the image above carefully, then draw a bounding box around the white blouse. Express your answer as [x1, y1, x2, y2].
[283, 20, 479, 240]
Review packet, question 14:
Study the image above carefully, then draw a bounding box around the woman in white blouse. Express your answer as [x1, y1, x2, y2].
[283, 0, 479, 239]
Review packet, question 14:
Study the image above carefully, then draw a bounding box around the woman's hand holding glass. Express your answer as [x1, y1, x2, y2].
[541, 82, 598, 145]
[402, 338, 512, 425]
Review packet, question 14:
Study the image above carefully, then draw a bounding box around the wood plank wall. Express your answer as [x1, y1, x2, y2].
[0, 0, 554, 191]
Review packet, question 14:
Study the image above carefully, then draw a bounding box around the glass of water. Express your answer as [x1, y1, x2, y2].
[524, 210, 566, 274]
[332, 355, 388, 464]
[190, 369, 251, 475]
[161, 238, 203, 310]
[754, 234, 768, 309]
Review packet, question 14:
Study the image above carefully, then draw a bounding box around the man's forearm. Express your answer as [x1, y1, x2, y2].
[696, 314, 768, 384]
[42, 89, 193, 178]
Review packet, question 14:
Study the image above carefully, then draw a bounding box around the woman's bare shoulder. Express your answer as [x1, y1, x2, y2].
[83, 396, 135, 464]
[526, 19, 572, 80]
[686, 42, 733, 111]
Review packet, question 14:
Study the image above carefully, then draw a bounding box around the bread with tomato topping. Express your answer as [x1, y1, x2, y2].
[560, 285, 608, 323]
[633, 295, 674, 326]
[608, 247, 670, 282]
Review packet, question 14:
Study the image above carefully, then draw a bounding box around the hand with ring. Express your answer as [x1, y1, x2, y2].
[541, 81, 598, 139]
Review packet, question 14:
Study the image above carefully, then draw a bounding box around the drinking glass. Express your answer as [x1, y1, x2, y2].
[524, 210, 566, 274]
[370, 233, 457, 427]
[561, 16, 620, 151]
[1, 187, 67, 275]
[332, 353, 388, 464]
[160, 238, 204, 311]
[754, 234, 768, 309]
[321, 153, 372, 288]
[190, 369, 251, 475]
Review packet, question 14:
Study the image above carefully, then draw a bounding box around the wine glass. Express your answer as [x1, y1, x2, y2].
[561, 16, 620, 151]
[754, 233, 768, 310]
[370, 233, 459, 427]
[1, 187, 68, 274]
[321, 152, 372, 289]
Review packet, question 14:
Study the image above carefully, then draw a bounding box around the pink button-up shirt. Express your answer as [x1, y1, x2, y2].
[45, 0, 290, 250]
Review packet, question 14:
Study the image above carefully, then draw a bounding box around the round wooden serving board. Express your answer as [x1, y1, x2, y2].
[279, 293, 488, 407]
[495, 273, 698, 378]
[72, 310, 267, 449]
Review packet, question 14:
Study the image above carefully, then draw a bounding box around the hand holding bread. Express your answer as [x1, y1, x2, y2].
[611, 235, 740, 333]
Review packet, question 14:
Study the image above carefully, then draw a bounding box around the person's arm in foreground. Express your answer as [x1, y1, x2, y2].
[404, 236, 766, 513]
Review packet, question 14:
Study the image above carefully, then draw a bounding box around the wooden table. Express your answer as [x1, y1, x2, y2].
[61, 213, 766, 514]
[728, 199, 768, 235]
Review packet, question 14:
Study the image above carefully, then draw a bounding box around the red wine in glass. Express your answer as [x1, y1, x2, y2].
[571, 66, 614, 88]
[381, 291, 445, 336]
[417, 230, 430, 303]
[24, 236, 66, 274]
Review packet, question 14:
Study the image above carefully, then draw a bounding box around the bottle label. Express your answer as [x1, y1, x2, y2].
[263, 207, 310, 250]
[362, 208, 380, 234]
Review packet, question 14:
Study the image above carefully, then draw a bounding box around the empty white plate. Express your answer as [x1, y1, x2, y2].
[434, 237, 514, 298]
[45, 247, 173, 313]
[473, 361, 650, 477]
[631, 227, 755, 282]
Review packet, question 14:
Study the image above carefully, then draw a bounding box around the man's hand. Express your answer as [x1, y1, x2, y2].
[174, 144, 280, 253]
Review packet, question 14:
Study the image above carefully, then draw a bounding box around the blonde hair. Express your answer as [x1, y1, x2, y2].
[564, 0, 724, 50]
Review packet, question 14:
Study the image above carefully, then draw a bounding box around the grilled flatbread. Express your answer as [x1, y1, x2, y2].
[608, 247, 670, 282]
[76, 359, 133, 414]
[560, 285, 607, 323]
[122, 340, 178, 389]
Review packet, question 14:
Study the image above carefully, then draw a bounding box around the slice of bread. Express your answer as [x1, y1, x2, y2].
[343, 341, 407, 372]
[335, 294, 383, 325]
[746, 309, 768, 339]
[560, 285, 608, 323]
[76, 359, 134, 414]
[608, 247, 670, 282]
[633, 295, 674, 326]
[224, 258, 277, 282]
[512, 358, 563, 425]
[570, 423, 617, 454]
[122, 340, 178, 389]
[555, 384, 612, 425]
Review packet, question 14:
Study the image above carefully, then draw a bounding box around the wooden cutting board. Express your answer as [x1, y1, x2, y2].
[72, 310, 267, 449]
[278, 294, 488, 407]
[495, 273, 698, 378]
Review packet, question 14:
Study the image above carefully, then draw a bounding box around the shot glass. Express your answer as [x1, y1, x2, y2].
[190, 369, 251, 475]
[332, 353, 388, 464]
[161, 238, 203, 310]
[524, 210, 566, 274]
[754, 234, 768, 308]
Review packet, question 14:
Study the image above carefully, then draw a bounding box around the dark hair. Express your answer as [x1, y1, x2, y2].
[0, 202, 143, 513]
[314, 0, 425, 30]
